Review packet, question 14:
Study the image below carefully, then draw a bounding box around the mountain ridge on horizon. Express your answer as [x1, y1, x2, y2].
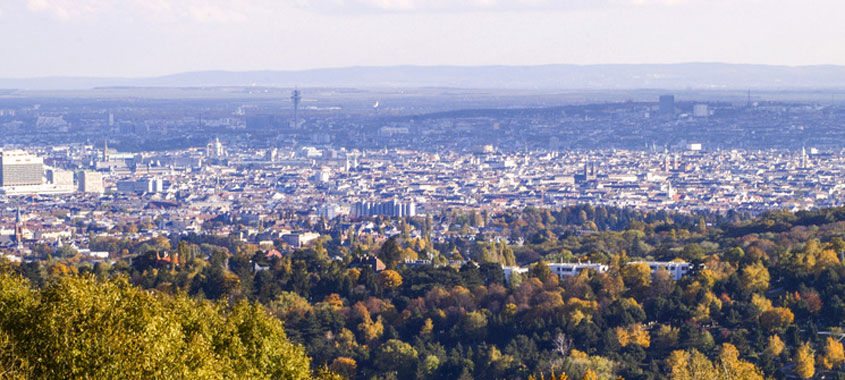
[4, 62, 845, 91]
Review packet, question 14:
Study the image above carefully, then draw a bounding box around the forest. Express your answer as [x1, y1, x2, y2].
[7, 204, 845, 379]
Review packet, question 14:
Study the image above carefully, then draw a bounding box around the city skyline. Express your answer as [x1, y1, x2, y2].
[2, 0, 845, 78]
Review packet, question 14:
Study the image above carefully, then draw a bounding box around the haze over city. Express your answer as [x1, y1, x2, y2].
[3, 1, 845, 380]
[2, 0, 845, 78]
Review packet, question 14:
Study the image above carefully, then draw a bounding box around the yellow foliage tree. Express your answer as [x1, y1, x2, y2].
[794, 342, 815, 379]
[621, 263, 651, 289]
[328, 357, 357, 378]
[616, 324, 650, 348]
[740, 261, 770, 293]
[0, 273, 332, 380]
[820, 337, 845, 370]
[377, 270, 403, 289]
[581, 369, 598, 380]
[667, 344, 763, 380]
[766, 335, 785, 357]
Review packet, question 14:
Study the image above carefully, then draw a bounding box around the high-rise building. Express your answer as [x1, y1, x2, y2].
[206, 137, 225, 158]
[291, 88, 302, 129]
[46, 169, 74, 187]
[659, 95, 675, 115]
[693, 104, 709, 117]
[351, 200, 416, 218]
[79, 171, 104, 193]
[0, 150, 43, 187]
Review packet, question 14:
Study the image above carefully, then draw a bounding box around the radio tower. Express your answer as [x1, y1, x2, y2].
[291, 88, 301, 129]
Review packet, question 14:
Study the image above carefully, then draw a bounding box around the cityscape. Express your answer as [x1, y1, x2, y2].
[4, 0, 845, 379]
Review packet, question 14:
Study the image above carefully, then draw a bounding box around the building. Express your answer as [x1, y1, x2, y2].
[352, 256, 386, 272]
[575, 161, 597, 183]
[687, 143, 703, 151]
[46, 169, 74, 187]
[206, 138, 225, 159]
[0, 150, 43, 187]
[318, 204, 347, 220]
[659, 95, 675, 115]
[548, 262, 609, 279]
[630, 261, 691, 280]
[116, 177, 164, 194]
[282, 232, 320, 248]
[14, 208, 24, 247]
[351, 199, 416, 218]
[79, 171, 104, 193]
[502, 266, 528, 282]
[693, 104, 709, 117]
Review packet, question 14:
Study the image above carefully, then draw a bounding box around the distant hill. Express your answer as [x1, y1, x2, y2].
[3, 63, 845, 90]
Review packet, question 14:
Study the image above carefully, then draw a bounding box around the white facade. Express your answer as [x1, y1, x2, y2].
[548, 262, 609, 279]
[79, 171, 104, 193]
[630, 261, 691, 281]
[0, 150, 43, 187]
[502, 266, 528, 282]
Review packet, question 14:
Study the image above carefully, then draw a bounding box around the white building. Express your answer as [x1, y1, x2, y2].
[630, 261, 691, 280]
[282, 232, 320, 248]
[47, 169, 74, 187]
[548, 262, 609, 279]
[0, 150, 43, 187]
[79, 171, 104, 193]
[502, 266, 528, 282]
[206, 138, 225, 158]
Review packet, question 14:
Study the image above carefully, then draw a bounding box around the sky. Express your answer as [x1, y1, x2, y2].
[1, 0, 844, 78]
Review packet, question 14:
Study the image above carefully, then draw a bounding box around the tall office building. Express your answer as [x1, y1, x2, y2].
[291, 88, 302, 129]
[79, 171, 104, 193]
[0, 150, 43, 187]
[46, 169, 74, 187]
[659, 95, 675, 115]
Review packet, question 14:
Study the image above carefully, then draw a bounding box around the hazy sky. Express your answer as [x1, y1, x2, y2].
[2, 0, 843, 78]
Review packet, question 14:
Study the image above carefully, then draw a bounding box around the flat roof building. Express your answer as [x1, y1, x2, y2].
[0, 150, 43, 187]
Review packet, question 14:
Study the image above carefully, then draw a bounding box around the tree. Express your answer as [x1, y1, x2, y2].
[530, 261, 552, 282]
[766, 335, 785, 357]
[0, 272, 330, 380]
[740, 261, 770, 293]
[377, 270, 403, 289]
[379, 238, 403, 269]
[329, 357, 357, 378]
[759, 307, 794, 331]
[621, 263, 651, 290]
[820, 337, 845, 370]
[794, 342, 815, 379]
[375, 339, 418, 377]
[667, 345, 763, 380]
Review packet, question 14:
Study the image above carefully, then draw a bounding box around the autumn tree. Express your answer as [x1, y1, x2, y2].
[794, 342, 815, 379]
[740, 261, 770, 293]
[377, 269, 403, 289]
[0, 272, 331, 380]
[819, 337, 845, 370]
[766, 335, 785, 357]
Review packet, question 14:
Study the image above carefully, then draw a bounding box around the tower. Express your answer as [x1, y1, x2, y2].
[801, 146, 808, 169]
[291, 88, 302, 129]
[14, 208, 23, 247]
[103, 139, 109, 162]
